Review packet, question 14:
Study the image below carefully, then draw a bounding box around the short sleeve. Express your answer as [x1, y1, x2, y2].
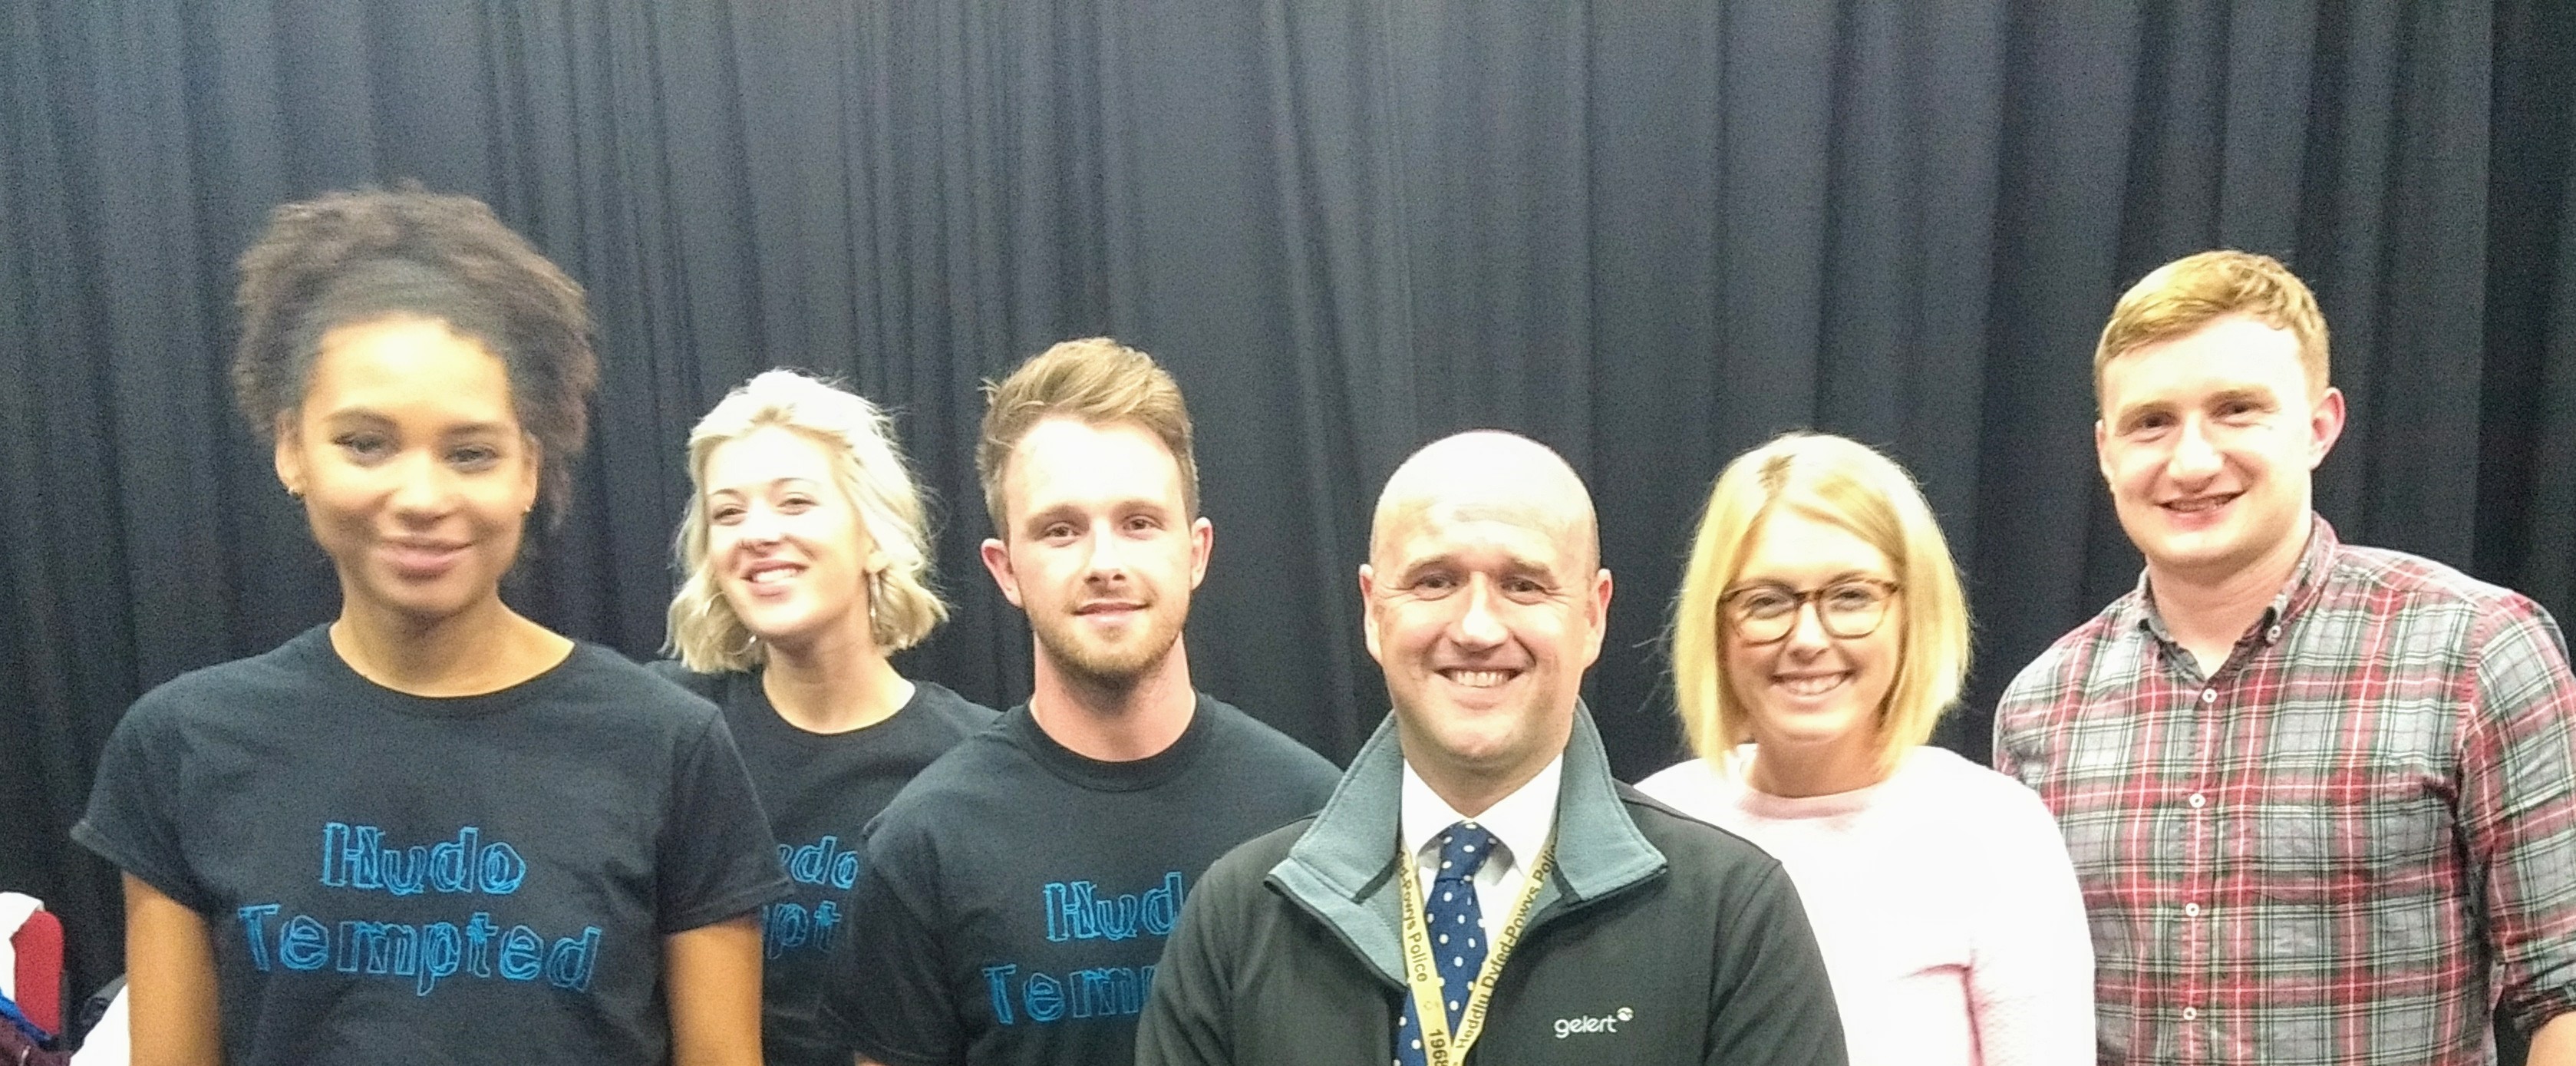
[656, 715, 790, 932]
[829, 826, 965, 1066]
[71, 698, 210, 913]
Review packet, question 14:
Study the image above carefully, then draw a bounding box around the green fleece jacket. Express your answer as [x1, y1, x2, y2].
[1136, 708, 1848, 1065]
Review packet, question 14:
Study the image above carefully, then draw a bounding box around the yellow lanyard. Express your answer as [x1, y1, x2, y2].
[1396, 833, 1553, 1066]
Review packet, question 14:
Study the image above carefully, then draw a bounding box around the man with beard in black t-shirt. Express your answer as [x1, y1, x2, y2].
[830, 338, 1339, 1066]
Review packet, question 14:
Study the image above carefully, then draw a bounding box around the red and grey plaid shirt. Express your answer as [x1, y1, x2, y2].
[1994, 517, 2576, 1065]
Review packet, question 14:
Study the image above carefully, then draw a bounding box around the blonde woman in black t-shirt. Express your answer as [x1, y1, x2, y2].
[656, 369, 998, 1066]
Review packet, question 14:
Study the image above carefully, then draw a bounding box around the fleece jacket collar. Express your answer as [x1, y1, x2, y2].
[1263, 704, 1668, 986]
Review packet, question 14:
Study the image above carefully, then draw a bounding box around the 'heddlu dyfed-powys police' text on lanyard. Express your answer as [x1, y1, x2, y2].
[1397, 835, 1555, 1066]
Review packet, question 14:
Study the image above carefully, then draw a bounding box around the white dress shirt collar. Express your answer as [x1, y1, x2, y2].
[1400, 754, 1565, 879]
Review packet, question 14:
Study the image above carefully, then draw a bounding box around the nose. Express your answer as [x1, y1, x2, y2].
[2166, 417, 2222, 482]
[1781, 598, 1833, 653]
[1449, 577, 1509, 649]
[388, 448, 456, 520]
[1081, 523, 1128, 580]
[737, 501, 783, 545]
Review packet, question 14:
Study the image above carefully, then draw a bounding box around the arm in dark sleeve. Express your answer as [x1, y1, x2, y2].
[1135, 853, 1243, 1066]
[830, 830, 965, 1066]
[1704, 862, 1849, 1066]
[658, 715, 790, 932]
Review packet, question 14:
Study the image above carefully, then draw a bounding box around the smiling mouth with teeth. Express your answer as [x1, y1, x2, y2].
[1776, 673, 1849, 696]
[745, 566, 802, 585]
[2163, 494, 2236, 513]
[1442, 669, 1515, 688]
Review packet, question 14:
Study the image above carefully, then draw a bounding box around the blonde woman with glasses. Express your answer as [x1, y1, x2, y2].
[1638, 432, 2092, 1066]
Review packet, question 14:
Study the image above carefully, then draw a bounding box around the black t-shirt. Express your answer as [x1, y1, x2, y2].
[648, 664, 996, 1066]
[833, 695, 1340, 1066]
[73, 625, 787, 1066]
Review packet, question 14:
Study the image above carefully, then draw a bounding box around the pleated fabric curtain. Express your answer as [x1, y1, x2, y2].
[5, 8, 2571, 1052]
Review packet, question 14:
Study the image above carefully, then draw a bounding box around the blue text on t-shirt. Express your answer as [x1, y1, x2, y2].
[985, 871, 1184, 1025]
[234, 823, 605, 998]
[763, 833, 862, 959]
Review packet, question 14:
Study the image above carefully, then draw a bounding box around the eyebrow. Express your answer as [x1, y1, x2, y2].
[2106, 395, 2166, 423]
[1394, 553, 1558, 584]
[316, 408, 516, 438]
[2112, 384, 2282, 426]
[1725, 569, 1881, 592]
[1019, 497, 1172, 533]
[2204, 386, 2278, 408]
[705, 476, 824, 498]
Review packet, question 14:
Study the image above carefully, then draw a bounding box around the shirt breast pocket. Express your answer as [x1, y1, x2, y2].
[2238, 774, 2454, 903]
[2238, 782, 2453, 965]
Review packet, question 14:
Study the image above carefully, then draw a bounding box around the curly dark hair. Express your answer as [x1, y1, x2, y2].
[231, 185, 600, 521]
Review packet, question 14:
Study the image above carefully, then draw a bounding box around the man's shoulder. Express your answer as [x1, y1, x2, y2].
[866, 719, 1027, 832]
[907, 679, 1003, 734]
[1994, 595, 2143, 718]
[1195, 816, 1318, 897]
[1197, 696, 1342, 781]
[2327, 540, 2547, 621]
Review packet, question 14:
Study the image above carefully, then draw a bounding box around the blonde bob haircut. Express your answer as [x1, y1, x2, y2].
[1670, 432, 1971, 777]
[667, 369, 948, 672]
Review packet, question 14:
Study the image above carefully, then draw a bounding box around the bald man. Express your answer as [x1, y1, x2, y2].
[1136, 431, 1848, 1066]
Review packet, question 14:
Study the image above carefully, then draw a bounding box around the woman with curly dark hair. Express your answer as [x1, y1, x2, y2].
[73, 186, 783, 1065]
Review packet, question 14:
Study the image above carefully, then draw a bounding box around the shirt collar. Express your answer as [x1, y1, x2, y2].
[2130, 513, 2340, 650]
[1400, 754, 1565, 875]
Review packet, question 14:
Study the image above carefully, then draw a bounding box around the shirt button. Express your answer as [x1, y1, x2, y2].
[2182, 1006, 2198, 1021]
[2200, 688, 2218, 704]
[2184, 903, 2201, 917]
[2188, 792, 2207, 808]
[2265, 625, 2284, 643]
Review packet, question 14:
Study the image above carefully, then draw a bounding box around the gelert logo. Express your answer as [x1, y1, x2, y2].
[1552, 1006, 1633, 1038]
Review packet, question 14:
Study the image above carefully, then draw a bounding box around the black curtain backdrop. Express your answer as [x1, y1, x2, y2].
[6, 0, 2574, 1038]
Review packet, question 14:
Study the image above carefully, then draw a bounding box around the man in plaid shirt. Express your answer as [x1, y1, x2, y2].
[1993, 249, 2576, 1065]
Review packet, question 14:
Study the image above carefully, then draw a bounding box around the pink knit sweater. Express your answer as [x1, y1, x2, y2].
[1638, 746, 2093, 1066]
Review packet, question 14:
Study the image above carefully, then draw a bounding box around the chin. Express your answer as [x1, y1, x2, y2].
[1773, 721, 1864, 751]
[2149, 543, 2245, 577]
[1051, 642, 1160, 686]
[738, 624, 802, 649]
[1427, 721, 1522, 765]
[736, 609, 817, 643]
[373, 593, 483, 625]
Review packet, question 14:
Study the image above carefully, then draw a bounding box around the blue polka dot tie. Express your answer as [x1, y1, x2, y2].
[1396, 820, 1496, 1066]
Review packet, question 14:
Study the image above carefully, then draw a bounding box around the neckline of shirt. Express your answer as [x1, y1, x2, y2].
[303, 623, 585, 720]
[1400, 754, 1564, 879]
[1005, 692, 1215, 792]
